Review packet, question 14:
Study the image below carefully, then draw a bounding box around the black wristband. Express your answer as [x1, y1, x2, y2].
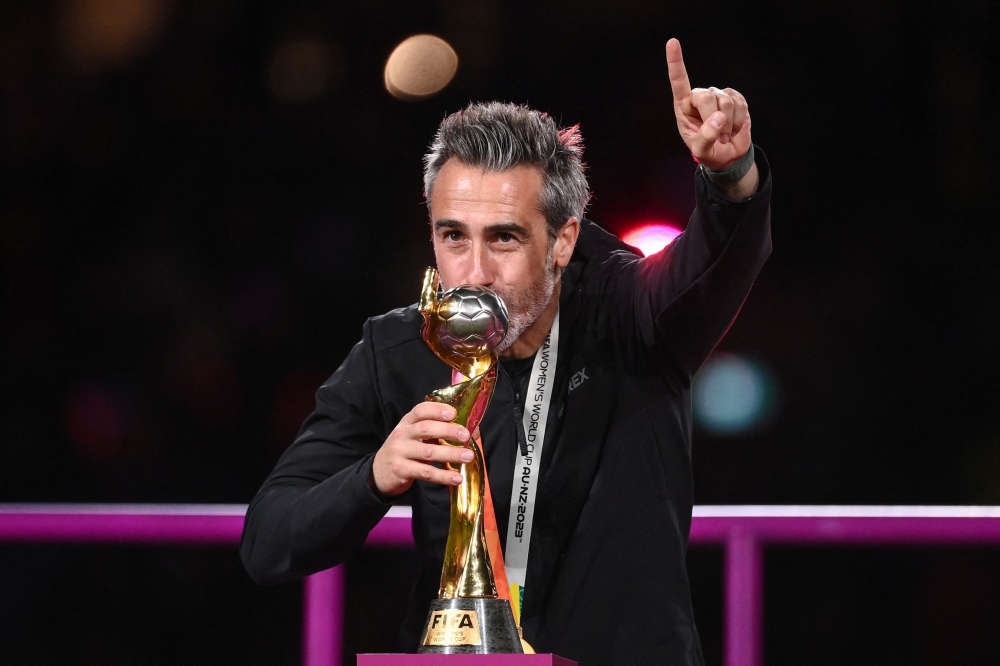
[700, 144, 755, 185]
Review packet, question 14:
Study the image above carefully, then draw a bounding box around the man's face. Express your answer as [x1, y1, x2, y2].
[429, 159, 577, 348]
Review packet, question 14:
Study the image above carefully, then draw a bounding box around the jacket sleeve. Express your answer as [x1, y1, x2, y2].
[633, 147, 773, 386]
[240, 319, 393, 585]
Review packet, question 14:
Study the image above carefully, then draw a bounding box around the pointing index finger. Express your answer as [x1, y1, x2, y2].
[666, 38, 691, 104]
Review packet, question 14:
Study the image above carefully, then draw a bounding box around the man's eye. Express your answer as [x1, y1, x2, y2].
[446, 231, 463, 242]
[496, 233, 515, 243]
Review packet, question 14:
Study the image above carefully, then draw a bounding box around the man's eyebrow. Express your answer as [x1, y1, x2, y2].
[433, 219, 468, 232]
[484, 221, 531, 237]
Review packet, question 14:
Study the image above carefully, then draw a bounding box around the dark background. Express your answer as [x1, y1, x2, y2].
[2, 0, 999, 664]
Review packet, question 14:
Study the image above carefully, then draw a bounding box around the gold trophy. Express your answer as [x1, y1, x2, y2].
[416, 267, 524, 654]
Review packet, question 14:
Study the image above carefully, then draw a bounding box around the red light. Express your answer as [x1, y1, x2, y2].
[65, 381, 130, 460]
[622, 224, 682, 257]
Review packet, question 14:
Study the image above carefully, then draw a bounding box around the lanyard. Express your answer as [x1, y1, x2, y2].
[504, 308, 559, 624]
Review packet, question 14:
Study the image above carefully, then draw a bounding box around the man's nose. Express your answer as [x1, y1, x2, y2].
[465, 245, 495, 286]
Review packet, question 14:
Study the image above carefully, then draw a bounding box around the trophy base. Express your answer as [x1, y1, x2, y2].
[417, 598, 523, 654]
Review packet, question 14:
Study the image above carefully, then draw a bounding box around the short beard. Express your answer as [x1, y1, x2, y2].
[493, 247, 557, 354]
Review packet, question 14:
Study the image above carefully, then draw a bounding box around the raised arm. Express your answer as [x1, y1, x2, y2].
[624, 39, 772, 385]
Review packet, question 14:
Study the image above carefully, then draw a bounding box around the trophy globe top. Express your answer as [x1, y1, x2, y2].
[435, 286, 509, 358]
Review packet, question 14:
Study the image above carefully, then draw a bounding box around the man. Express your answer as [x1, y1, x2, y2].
[241, 39, 771, 665]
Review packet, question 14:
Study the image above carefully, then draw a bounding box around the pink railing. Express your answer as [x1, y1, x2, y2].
[2, 504, 1000, 666]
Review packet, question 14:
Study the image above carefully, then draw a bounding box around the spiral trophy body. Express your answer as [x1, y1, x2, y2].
[416, 268, 524, 654]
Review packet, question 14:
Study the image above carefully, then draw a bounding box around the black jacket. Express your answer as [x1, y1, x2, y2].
[241, 152, 772, 666]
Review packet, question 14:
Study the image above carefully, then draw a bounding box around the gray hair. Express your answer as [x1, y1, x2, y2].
[423, 102, 590, 239]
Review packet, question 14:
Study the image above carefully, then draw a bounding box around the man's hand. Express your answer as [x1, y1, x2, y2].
[666, 38, 758, 200]
[371, 402, 474, 497]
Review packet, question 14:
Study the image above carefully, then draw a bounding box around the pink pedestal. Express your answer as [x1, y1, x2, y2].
[357, 656, 576, 666]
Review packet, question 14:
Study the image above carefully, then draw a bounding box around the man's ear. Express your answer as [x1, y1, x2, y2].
[553, 217, 580, 270]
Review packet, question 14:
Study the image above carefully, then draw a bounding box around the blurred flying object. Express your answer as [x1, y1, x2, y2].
[268, 38, 344, 103]
[384, 35, 458, 100]
[622, 224, 683, 256]
[693, 353, 777, 435]
[60, 0, 167, 70]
